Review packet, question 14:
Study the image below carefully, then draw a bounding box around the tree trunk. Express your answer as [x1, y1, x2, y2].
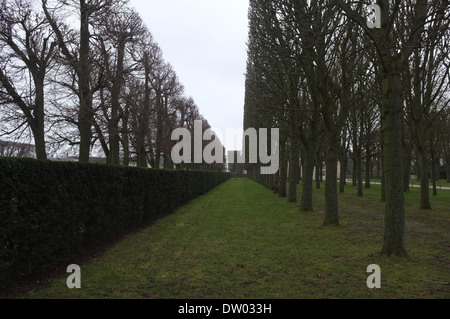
[273, 171, 280, 194]
[31, 122, 47, 160]
[122, 135, 129, 167]
[93, 116, 109, 160]
[377, 156, 381, 180]
[136, 125, 148, 168]
[417, 146, 431, 209]
[315, 159, 321, 189]
[357, 110, 364, 196]
[300, 149, 315, 211]
[352, 153, 357, 186]
[446, 161, 450, 183]
[323, 134, 339, 226]
[137, 53, 151, 168]
[279, 162, 287, 197]
[431, 161, 437, 196]
[339, 157, 347, 193]
[403, 147, 411, 193]
[402, 128, 411, 192]
[32, 81, 47, 160]
[380, 68, 407, 257]
[365, 153, 371, 189]
[288, 142, 300, 202]
[109, 40, 126, 166]
[78, 103, 93, 163]
[278, 137, 287, 197]
[299, 154, 303, 181]
[78, 3, 93, 163]
[121, 108, 130, 167]
[380, 133, 386, 202]
[356, 153, 363, 197]
[381, 162, 386, 202]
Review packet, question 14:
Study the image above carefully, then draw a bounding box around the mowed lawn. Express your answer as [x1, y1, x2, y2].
[24, 178, 449, 299]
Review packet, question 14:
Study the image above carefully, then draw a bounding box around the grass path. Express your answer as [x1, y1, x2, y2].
[24, 178, 449, 299]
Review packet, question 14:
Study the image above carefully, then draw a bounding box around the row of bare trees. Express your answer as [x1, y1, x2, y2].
[0, 0, 225, 171]
[244, 0, 449, 256]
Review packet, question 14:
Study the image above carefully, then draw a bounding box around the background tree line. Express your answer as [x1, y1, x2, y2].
[244, 0, 449, 256]
[0, 0, 226, 171]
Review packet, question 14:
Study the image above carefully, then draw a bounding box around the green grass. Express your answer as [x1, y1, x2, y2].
[369, 178, 450, 188]
[411, 179, 450, 188]
[21, 178, 449, 299]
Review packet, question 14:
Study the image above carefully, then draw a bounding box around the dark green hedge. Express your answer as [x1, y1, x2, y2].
[0, 158, 230, 291]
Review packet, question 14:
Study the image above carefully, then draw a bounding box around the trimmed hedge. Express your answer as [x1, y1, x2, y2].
[0, 158, 230, 291]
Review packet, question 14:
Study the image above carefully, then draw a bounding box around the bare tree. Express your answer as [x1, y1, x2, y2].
[442, 108, 450, 183]
[42, 0, 113, 162]
[403, 4, 450, 209]
[0, 139, 35, 157]
[93, 4, 145, 165]
[0, 0, 56, 159]
[335, 0, 443, 256]
[283, 1, 352, 225]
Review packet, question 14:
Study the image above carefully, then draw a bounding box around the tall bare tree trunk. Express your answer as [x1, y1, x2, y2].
[337, 0, 428, 257]
[403, 143, 411, 192]
[380, 67, 406, 257]
[356, 150, 363, 197]
[121, 102, 130, 167]
[300, 149, 315, 211]
[136, 52, 151, 168]
[109, 39, 126, 165]
[339, 157, 347, 193]
[78, 1, 94, 163]
[278, 137, 287, 198]
[417, 146, 431, 209]
[288, 141, 300, 202]
[32, 79, 47, 160]
[315, 149, 322, 190]
[323, 132, 339, 226]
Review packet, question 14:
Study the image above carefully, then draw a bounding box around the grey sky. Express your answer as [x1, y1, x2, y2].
[128, 0, 250, 151]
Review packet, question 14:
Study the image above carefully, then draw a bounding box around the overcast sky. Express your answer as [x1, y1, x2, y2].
[128, 0, 250, 151]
